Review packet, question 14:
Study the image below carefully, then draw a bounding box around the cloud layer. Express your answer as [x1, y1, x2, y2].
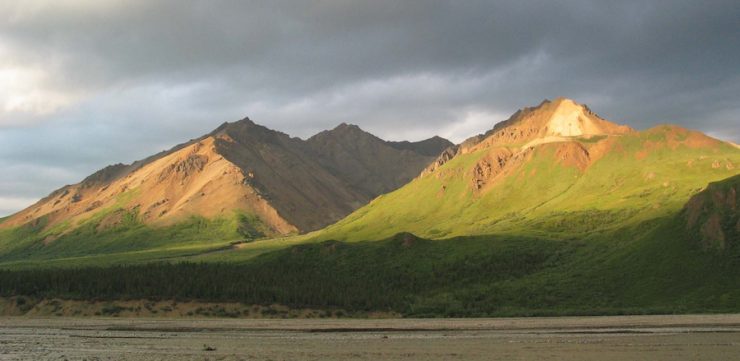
[1, 0, 739, 216]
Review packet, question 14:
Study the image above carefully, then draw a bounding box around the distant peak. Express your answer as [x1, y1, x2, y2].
[225, 116, 257, 129]
[210, 116, 257, 134]
[221, 116, 262, 131]
[236, 116, 255, 125]
[306, 122, 377, 145]
[208, 116, 296, 145]
[317, 123, 374, 138]
[333, 122, 364, 132]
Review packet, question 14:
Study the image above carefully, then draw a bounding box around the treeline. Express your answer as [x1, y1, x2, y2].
[4, 230, 736, 317]
[0, 235, 557, 316]
[0, 262, 411, 311]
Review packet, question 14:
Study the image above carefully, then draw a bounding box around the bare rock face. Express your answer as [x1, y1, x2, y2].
[158, 154, 208, 181]
[684, 175, 739, 250]
[421, 146, 459, 176]
[471, 148, 514, 190]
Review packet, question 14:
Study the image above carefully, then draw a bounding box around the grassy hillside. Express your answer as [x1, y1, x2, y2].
[314, 126, 740, 242]
[0, 203, 269, 268]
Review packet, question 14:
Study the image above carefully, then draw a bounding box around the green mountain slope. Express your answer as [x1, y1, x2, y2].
[315, 120, 739, 242]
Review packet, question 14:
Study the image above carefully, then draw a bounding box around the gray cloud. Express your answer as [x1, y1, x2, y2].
[1, 0, 739, 216]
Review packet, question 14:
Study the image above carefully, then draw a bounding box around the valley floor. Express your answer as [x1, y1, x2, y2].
[1, 315, 739, 360]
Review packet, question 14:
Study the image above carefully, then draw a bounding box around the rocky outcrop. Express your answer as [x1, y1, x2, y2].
[421, 146, 459, 176]
[471, 148, 514, 190]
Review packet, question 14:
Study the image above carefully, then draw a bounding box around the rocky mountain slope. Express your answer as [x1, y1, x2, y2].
[0, 118, 451, 241]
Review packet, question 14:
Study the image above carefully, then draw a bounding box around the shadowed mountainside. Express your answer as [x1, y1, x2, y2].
[683, 174, 739, 250]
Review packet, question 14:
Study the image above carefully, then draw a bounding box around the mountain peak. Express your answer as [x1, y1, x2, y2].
[438, 98, 635, 171]
[480, 97, 632, 147]
[546, 97, 599, 137]
[331, 122, 367, 135]
[308, 123, 377, 144]
[223, 116, 259, 130]
[335, 122, 360, 129]
[210, 116, 296, 146]
[210, 116, 257, 135]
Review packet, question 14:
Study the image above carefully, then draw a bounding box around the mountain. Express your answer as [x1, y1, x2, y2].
[0, 118, 451, 250]
[316, 97, 740, 241]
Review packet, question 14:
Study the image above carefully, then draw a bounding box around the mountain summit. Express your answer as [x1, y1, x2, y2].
[493, 97, 632, 139]
[422, 98, 632, 176]
[454, 97, 632, 153]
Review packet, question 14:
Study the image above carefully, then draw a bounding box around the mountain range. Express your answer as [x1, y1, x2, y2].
[1, 97, 738, 317]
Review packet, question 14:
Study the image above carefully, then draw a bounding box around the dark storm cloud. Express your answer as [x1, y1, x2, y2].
[1, 0, 738, 215]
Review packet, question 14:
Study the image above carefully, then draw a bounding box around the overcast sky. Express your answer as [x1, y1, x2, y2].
[1, 0, 739, 216]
